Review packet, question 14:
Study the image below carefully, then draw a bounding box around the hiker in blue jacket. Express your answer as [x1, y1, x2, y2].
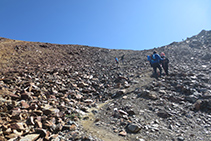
[115, 57, 119, 64]
[148, 51, 163, 77]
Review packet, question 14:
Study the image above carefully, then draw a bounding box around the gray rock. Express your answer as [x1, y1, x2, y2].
[127, 123, 141, 133]
[157, 110, 171, 118]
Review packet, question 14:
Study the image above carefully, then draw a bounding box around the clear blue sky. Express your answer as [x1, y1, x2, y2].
[0, 0, 211, 50]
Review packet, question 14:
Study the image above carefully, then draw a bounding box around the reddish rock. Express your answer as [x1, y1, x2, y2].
[11, 108, 21, 116]
[20, 100, 30, 109]
[63, 124, 77, 131]
[75, 94, 83, 100]
[8, 93, 20, 100]
[10, 122, 27, 130]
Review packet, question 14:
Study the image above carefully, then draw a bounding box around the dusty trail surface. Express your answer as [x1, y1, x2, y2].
[80, 71, 155, 141]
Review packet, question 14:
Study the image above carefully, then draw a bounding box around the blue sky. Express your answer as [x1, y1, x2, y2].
[0, 0, 210, 50]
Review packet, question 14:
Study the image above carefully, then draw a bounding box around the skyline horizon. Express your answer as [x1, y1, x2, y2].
[1, 29, 207, 51]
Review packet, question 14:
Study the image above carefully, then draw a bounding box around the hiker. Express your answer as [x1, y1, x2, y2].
[115, 57, 119, 64]
[121, 54, 125, 64]
[148, 51, 163, 77]
[160, 52, 169, 75]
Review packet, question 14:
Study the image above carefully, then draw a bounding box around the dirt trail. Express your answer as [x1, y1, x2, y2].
[80, 100, 128, 141]
[80, 70, 155, 141]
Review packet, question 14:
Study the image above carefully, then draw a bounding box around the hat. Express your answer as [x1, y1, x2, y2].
[160, 52, 165, 56]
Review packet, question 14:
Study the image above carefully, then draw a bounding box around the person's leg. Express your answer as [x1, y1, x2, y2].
[153, 65, 159, 78]
[153, 66, 157, 75]
[158, 64, 162, 76]
[161, 64, 165, 75]
[162, 67, 165, 75]
[165, 65, 169, 75]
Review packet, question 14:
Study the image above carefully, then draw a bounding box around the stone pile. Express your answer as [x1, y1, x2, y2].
[0, 67, 113, 140]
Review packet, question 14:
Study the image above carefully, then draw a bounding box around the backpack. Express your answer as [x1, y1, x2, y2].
[150, 54, 156, 61]
[161, 56, 169, 64]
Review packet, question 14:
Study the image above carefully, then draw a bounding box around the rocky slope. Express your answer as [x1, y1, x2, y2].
[0, 30, 210, 141]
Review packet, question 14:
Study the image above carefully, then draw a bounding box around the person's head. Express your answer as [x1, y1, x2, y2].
[160, 52, 165, 57]
[153, 51, 157, 54]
